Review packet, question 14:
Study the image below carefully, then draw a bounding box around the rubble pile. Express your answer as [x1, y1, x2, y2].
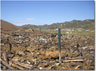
[1, 30, 94, 70]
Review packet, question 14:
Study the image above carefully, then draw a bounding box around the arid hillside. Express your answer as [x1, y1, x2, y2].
[1, 20, 20, 32]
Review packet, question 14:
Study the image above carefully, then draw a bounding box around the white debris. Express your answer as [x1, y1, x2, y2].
[39, 67, 43, 70]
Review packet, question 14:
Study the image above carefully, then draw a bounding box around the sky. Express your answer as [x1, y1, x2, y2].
[1, 1, 95, 26]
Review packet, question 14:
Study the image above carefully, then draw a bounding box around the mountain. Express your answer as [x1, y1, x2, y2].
[20, 19, 95, 30]
[20, 24, 39, 30]
[0, 20, 20, 32]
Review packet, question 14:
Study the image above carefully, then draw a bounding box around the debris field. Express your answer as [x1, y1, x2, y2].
[1, 30, 95, 70]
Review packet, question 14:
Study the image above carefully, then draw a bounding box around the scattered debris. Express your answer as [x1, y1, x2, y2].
[1, 30, 94, 70]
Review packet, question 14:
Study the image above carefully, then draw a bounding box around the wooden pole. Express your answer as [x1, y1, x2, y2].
[58, 28, 61, 64]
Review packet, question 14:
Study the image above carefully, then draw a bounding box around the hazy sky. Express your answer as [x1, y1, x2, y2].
[1, 1, 94, 26]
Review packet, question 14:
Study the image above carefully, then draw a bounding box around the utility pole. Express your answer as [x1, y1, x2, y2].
[58, 28, 61, 64]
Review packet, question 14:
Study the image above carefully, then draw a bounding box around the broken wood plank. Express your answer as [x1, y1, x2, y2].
[63, 59, 83, 62]
[1, 58, 14, 69]
[75, 65, 80, 69]
[11, 63, 24, 70]
[13, 61, 33, 69]
[2, 52, 8, 63]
